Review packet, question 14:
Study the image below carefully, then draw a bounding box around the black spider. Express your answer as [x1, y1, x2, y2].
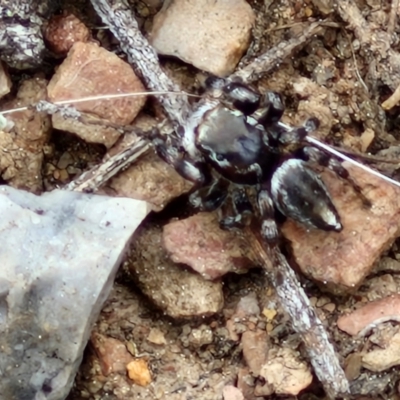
[152, 77, 363, 245]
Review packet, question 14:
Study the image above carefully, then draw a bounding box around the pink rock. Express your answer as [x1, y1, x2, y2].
[149, 0, 255, 77]
[47, 42, 146, 126]
[44, 13, 90, 55]
[337, 294, 400, 336]
[241, 329, 269, 376]
[91, 333, 134, 376]
[282, 163, 400, 293]
[163, 212, 256, 280]
[222, 385, 244, 400]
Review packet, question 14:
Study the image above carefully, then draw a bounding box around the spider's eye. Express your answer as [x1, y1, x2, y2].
[215, 154, 225, 161]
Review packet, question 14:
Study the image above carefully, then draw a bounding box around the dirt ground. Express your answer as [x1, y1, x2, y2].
[3, 0, 400, 399]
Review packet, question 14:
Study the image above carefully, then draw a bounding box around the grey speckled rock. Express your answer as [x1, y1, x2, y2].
[0, 187, 149, 400]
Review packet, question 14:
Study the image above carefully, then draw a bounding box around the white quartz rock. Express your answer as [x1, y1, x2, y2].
[0, 187, 149, 400]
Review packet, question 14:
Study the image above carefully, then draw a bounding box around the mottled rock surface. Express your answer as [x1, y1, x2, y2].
[282, 163, 400, 294]
[47, 42, 146, 147]
[163, 212, 257, 279]
[107, 150, 192, 211]
[258, 348, 313, 396]
[51, 112, 122, 149]
[126, 223, 224, 318]
[337, 294, 400, 336]
[44, 13, 91, 55]
[0, 187, 148, 400]
[361, 328, 400, 372]
[0, 77, 51, 193]
[149, 0, 255, 77]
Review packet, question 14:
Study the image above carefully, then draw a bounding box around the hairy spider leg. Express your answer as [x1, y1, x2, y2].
[301, 145, 372, 207]
[275, 117, 319, 146]
[254, 91, 285, 126]
[151, 129, 211, 186]
[219, 187, 254, 230]
[258, 188, 280, 246]
[221, 82, 261, 115]
[189, 177, 230, 211]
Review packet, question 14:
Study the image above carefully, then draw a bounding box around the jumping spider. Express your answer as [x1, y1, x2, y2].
[153, 77, 363, 246]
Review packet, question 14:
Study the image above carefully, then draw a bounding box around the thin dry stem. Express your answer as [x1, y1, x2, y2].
[64, 135, 150, 192]
[231, 21, 322, 83]
[246, 227, 349, 398]
[90, 0, 191, 125]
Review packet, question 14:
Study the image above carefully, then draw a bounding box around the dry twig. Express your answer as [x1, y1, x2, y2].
[90, 0, 191, 125]
[247, 227, 349, 398]
[232, 21, 322, 83]
[64, 135, 150, 192]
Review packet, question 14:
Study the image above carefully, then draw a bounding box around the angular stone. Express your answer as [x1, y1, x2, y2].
[47, 42, 146, 126]
[44, 13, 91, 55]
[126, 223, 224, 318]
[362, 331, 400, 372]
[337, 294, 400, 336]
[149, 0, 255, 77]
[51, 112, 122, 149]
[0, 187, 148, 400]
[106, 150, 192, 211]
[282, 163, 400, 294]
[258, 348, 313, 396]
[163, 212, 257, 280]
[241, 329, 269, 376]
[91, 333, 134, 376]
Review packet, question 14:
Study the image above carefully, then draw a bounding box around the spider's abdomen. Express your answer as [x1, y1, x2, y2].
[195, 106, 267, 184]
[271, 159, 342, 232]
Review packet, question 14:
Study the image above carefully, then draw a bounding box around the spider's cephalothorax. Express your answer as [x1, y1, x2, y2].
[153, 78, 355, 245]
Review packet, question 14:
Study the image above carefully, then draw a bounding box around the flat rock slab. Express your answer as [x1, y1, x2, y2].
[163, 212, 257, 280]
[126, 223, 224, 318]
[0, 187, 148, 400]
[282, 163, 400, 294]
[47, 42, 146, 147]
[337, 294, 400, 336]
[149, 0, 255, 77]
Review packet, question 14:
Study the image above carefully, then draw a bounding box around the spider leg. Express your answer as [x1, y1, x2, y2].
[222, 82, 261, 115]
[257, 186, 280, 246]
[151, 130, 210, 186]
[302, 145, 371, 207]
[270, 158, 343, 232]
[205, 77, 261, 115]
[276, 117, 319, 145]
[189, 177, 230, 212]
[219, 187, 253, 230]
[255, 91, 285, 125]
